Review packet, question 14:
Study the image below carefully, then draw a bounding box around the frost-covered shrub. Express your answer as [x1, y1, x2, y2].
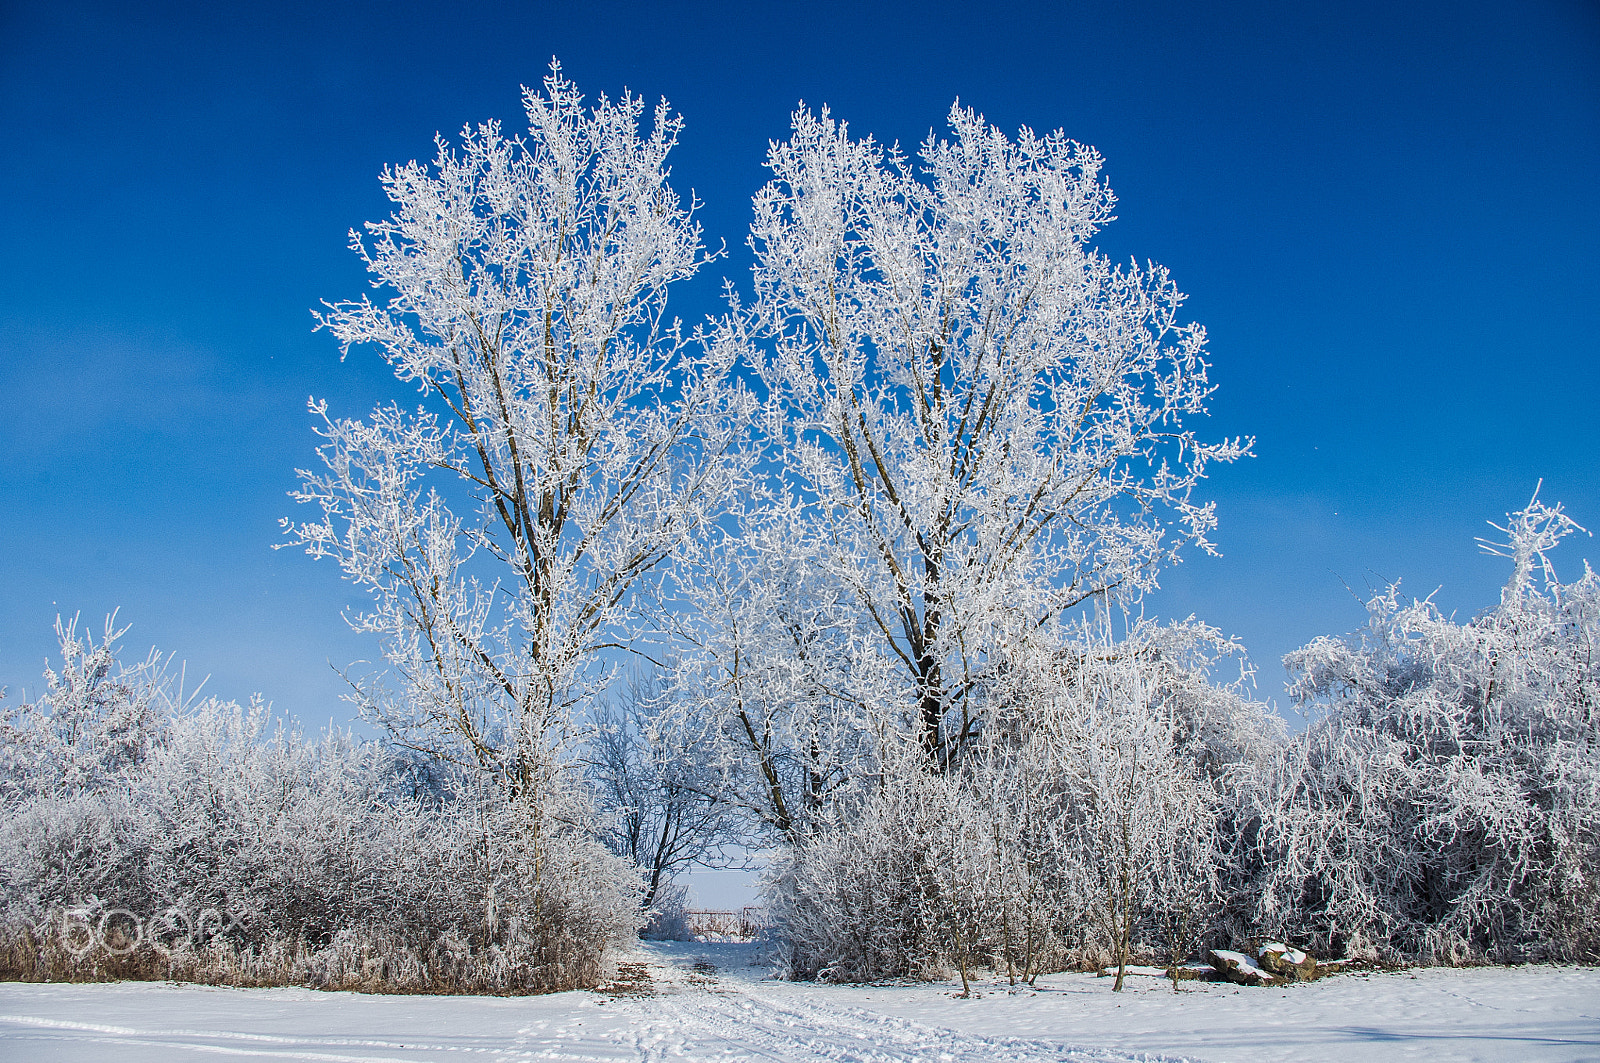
[768, 753, 976, 982]
[0, 621, 641, 993]
[768, 619, 1281, 985]
[1244, 493, 1600, 963]
[0, 614, 170, 803]
[639, 881, 692, 941]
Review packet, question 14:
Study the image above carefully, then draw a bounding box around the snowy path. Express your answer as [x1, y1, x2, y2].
[1, 943, 1596, 1062]
[602, 952, 1159, 1062]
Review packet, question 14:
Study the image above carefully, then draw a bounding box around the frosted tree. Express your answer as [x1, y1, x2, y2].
[284, 63, 748, 819]
[734, 102, 1250, 768]
[1056, 667, 1216, 991]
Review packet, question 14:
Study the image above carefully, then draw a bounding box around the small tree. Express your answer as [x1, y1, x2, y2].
[1030, 628, 1223, 991]
[588, 668, 725, 910]
[659, 502, 888, 847]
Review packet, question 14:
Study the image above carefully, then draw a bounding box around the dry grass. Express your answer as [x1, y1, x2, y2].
[0, 920, 613, 995]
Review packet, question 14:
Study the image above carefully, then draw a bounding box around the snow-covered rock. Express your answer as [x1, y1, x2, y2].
[1256, 941, 1318, 982]
[1208, 949, 1279, 986]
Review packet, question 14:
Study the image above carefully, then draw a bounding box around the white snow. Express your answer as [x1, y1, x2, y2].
[2, 943, 1596, 1062]
[1095, 965, 1210, 978]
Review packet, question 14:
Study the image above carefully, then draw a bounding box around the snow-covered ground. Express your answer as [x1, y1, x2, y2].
[2, 942, 1596, 1062]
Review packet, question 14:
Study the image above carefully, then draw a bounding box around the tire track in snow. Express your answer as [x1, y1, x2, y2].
[0, 1012, 509, 1061]
[0, 1016, 436, 1062]
[621, 955, 1198, 1063]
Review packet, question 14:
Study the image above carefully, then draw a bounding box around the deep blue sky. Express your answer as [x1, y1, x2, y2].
[2, 0, 1597, 722]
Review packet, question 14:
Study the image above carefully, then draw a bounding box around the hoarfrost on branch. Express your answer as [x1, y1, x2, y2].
[283, 62, 748, 802]
[731, 101, 1250, 767]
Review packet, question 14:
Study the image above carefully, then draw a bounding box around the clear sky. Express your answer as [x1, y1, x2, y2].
[2, 0, 1597, 723]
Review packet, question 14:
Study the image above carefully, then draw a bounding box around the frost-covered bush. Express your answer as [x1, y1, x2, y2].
[767, 750, 978, 982]
[1243, 493, 1600, 963]
[0, 614, 170, 803]
[639, 881, 693, 941]
[768, 493, 1600, 978]
[0, 621, 641, 993]
[768, 619, 1281, 986]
